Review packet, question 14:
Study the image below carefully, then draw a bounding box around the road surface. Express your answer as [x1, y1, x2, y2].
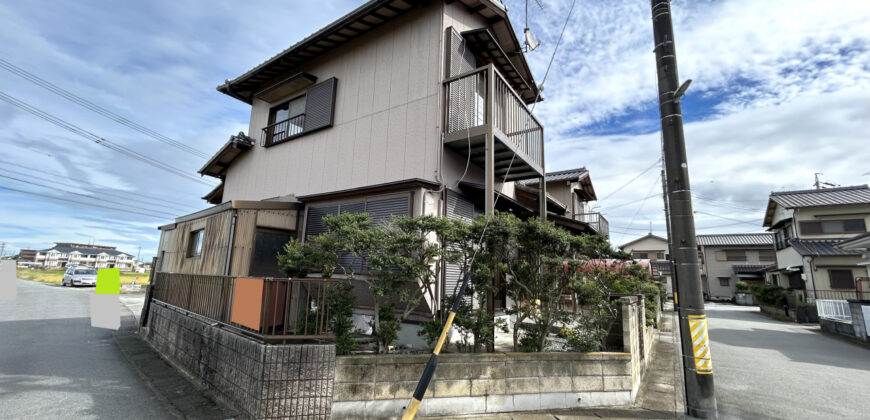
[707, 302, 870, 419]
[0, 279, 174, 419]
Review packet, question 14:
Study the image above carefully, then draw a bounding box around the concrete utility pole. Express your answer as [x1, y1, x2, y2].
[649, 1, 717, 418]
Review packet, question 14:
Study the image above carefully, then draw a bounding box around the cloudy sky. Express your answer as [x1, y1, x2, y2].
[1, 0, 869, 259]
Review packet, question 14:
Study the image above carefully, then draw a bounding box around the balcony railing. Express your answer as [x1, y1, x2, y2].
[806, 288, 868, 303]
[151, 272, 336, 342]
[443, 64, 544, 181]
[260, 114, 305, 146]
[573, 212, 609, 238]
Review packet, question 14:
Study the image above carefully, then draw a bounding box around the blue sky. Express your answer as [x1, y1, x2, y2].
[1, 0, 869, 258]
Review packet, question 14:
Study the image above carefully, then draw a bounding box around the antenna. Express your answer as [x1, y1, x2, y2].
[523, 0, 543, 52]
[813, 172, 837, 189]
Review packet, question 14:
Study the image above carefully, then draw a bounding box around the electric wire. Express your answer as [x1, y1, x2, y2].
[0, 90, 215, 186]
[0, 184, 173, 219]
[614, 173, 662, 245]
[0, 59, 210, 159]
[0, 165, 197, 213]
[0, 174, 178, 218]
[597, 158, 662, 203]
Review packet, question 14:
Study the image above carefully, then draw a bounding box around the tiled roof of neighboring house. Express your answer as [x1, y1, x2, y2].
[619, 233, 669, 250]
[39, 245, 131, 257]
[790, 239, 864, 257]
[731, 264, 776, 274]
[770, 185, 870, 208]
[696, 233, 773, 247]
[837, 231, 870, 249]
[544, 167, 589, 183]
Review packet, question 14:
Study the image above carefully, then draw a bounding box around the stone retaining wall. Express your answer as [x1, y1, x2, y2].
[333, 296, 653, 419]
[144, 301, 336, 419]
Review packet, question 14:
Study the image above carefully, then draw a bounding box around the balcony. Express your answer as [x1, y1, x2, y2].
[261, 114, 305, 147]
[573, 212, 609, 238]
[443, 64, 544, 182]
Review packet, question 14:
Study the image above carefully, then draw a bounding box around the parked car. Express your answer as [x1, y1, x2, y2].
[62, 267, 97, 287]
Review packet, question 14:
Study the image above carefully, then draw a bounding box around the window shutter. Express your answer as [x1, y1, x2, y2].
[444, 191, 476, 301]
[365, 196, 410, 226]
[303, 78, 337, 132]
[715, 251, 727, 261]
[304, 205, 338, 241]
[829, 269, 855, 289]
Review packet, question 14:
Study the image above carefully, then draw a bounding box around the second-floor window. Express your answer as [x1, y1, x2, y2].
[267, 95, 306, 144]
[716, 250, 747, 261]
[774, 224, 793, 250]
[799, 219, 866, 235]
[759, 249, 776, 262]
[187, 229, 204, 258]
[632, 252, 649, 259]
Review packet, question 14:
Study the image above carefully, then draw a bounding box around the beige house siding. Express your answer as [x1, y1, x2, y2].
[620, 237, 668, 257]
[792, 205, 870, 240]
[223, 4, 444, 202]
[807, 256, 866, 290]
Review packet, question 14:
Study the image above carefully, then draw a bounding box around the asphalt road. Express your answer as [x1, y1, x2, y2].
[0, 279, 174, 420]
[707, 302, 870, 420]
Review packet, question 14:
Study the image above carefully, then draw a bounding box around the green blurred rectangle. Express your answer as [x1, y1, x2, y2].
[96, 268, 120, 294]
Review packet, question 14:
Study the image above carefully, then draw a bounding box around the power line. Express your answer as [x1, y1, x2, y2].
[0, 174, 178, 218]
[0, 184, 172, 219]
[0, 59, 210, 159]
[693, 210, 762, 227]
[0, 163, 197, 212]
[597, 159, 662, 203]
[0, 90, 215, 186]
[603, 193, 661, 211]
[614, 173, 662, 245]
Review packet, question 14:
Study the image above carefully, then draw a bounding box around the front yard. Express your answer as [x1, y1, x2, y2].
[16, 268, 151, 285]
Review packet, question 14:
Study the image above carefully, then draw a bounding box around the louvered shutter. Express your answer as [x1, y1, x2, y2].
[304, 205, 338, 241]
[336, 201, 366, 271]
[366, 196, 410, 226]
[444, 190, 475, 299]
[303, 77, 337, 132]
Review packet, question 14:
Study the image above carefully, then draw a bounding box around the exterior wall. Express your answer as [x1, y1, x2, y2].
[223, 5, 444, 201]
[806, 256, 866, 290]
[792, 205, 870, 240]
[156, 208, 297, 276]
[701, 246, 774, 300]
[770, 205, 793, 227]
[144, 302, 336, 419]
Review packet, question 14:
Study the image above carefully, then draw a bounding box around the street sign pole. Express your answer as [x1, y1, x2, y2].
[649, 1, 717, 417]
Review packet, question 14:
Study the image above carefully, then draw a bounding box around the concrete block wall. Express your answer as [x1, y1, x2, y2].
[332, 350, 638, 419]
[144, 302, 336, 419]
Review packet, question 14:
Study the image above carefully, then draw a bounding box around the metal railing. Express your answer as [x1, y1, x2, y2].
[151, 272, 336, 342]
[807, 289, 867, 302]
[815, 299, 852, 323]
[573, 212, 610, 238]
[443, 64, 544, 169]
[261, 114, 305, 146]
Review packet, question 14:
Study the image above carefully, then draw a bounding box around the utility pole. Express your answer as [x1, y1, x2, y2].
[650, 1, 717, 418]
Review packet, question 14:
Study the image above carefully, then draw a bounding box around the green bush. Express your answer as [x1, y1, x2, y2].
[752, 284, 787, 306]
[326, 282, 357, 355]
[735, 281, 749, 291]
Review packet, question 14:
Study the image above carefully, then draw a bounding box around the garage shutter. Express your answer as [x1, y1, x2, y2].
[303, 78, 337, 132]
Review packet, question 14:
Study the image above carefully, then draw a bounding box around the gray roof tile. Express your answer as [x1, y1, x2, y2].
[696, 233, 773, 247]
[769, 185, 870, 209]
[790, 239, 864, 257]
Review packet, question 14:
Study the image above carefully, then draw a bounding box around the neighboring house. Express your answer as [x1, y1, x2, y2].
[17, 249, 37, 262]
[619, 233, 672, 297]
[518, 167, 607, 238]
[762, 185, 870, 300]
[32, 243, 137, 270]
[155, 0, 608, 318]
[835, 231, 870, 293]
[696, 233, 775, 301]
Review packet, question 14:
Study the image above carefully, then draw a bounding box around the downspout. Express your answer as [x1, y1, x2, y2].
[806, 256, 818, 301]
[224, 212, 237, 276]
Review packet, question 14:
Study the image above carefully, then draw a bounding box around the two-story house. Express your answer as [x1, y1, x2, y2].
[154, 0, 607, 318]
[33, 243, 137, 270]
[619, 233, 672, 297]
[696, 233, 775, 301]
[763, 185, 870, 300]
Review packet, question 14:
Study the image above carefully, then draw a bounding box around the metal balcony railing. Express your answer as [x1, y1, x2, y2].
[260, 114, 305, 146]
[151, 272, 337, 342]
[573, 212, 610, 238]
[443, 64, 544, 181]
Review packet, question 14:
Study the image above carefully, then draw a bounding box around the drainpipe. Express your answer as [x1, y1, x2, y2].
[224, 213, 237, 276]
[806, 256, 818, 301]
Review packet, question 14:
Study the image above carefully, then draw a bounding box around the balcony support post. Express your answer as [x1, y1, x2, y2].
[484, 65, 495, 216]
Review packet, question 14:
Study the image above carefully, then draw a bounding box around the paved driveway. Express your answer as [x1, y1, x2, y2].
[0, 279, 174, 420]
[706, 303, 870, 420]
